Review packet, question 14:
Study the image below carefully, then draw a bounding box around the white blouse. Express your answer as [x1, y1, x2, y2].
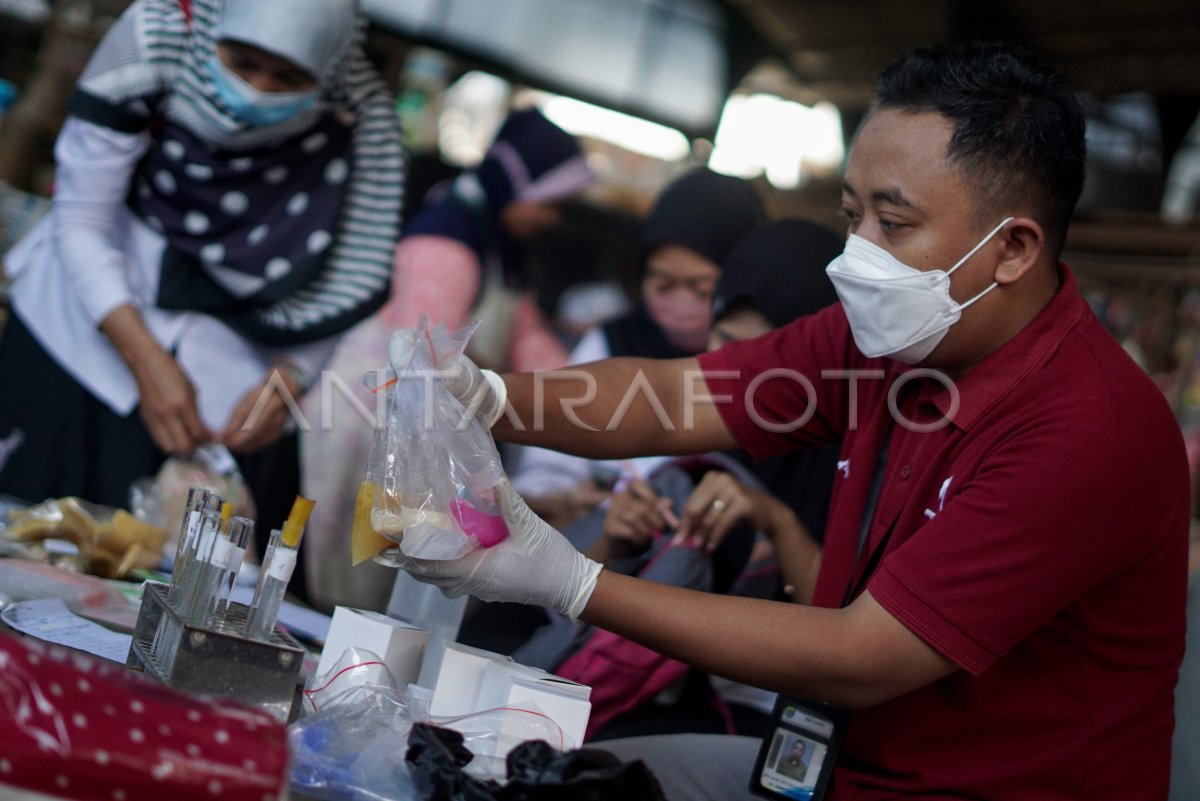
[5, 117, 336, 430]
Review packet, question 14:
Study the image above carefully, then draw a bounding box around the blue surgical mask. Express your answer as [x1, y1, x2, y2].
[208, 56, 317, 128]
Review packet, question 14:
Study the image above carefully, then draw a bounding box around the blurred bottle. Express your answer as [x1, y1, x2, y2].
[394, 48, 449, 152]
[387, 568, 467, 687]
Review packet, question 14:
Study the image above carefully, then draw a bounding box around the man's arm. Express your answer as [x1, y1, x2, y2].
[397, 482, 956, 710]
[583, 572, 957, 709]
[495, 356, 738, 458]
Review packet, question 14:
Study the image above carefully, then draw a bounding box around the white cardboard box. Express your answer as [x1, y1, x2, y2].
[476, 661, 592, 749]
[316, 606, 429, 688]
[429, 642, 513, 717]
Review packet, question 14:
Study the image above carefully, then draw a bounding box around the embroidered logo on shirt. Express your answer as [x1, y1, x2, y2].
[837, 459, 851, 478]
[924, 476, 954, 519]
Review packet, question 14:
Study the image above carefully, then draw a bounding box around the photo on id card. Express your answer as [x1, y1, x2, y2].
[750, 698, 846, 801]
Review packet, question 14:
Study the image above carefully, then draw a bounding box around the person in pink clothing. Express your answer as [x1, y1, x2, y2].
[386, 106, 594, 371]
[300, 108, 593, 611]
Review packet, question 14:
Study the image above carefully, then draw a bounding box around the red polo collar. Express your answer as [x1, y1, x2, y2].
[886, 264, 1087, 431]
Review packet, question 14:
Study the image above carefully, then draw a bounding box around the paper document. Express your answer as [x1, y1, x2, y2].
[2, 597, 133, 664]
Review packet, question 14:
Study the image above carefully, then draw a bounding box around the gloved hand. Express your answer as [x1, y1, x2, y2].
[388, 333, 507, 429]
[380, 480, 603, 621]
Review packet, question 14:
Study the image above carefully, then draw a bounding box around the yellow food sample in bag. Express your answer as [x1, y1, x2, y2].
[351, 481, 392, 565]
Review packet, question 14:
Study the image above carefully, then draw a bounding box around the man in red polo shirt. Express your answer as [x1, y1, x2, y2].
[391, 43, 1189, 800]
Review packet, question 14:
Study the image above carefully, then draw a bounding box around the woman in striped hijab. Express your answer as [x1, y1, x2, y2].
[0, 0, 404, 591]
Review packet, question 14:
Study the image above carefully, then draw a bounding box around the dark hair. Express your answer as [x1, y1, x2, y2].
[875, 43, 1086, 257]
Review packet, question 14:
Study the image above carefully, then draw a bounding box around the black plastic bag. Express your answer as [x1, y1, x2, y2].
[406, 724, 666, 801]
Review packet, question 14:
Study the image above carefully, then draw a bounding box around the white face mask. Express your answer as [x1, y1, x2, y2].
[825, 217, 1014, 364]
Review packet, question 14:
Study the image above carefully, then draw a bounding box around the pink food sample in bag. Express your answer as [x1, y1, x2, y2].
[448, 498, 509, 548]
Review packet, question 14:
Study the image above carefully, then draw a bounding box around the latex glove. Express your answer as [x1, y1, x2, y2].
[382, 480, 602, 621]
[387, 334, 507, 429]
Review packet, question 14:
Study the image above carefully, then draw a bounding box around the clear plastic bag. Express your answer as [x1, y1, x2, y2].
[144, 445, 255, 546]
[434, 704, 571, 781]
[302, 646, 405, 716]
[291, 647, 420, 801]
[290, 647, 587, 797]
[367, 317, 508, 562]
[0, 497, 168, 579]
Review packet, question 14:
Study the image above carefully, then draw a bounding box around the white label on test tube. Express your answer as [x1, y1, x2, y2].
[186, 510, 201, 542]
[267, 548, 297, 582]
[194, 525, 217, 557]
[205, 536, 234, 566]
[221, 545, 245, 573]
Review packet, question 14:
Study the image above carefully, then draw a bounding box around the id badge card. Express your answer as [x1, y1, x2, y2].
[749, 697, 849, 801]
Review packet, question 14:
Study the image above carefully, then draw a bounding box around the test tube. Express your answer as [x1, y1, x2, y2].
[245, 496, 314, 641]
[173, 497, 224, 616]
[167, 488, 212, 603]
[184, 503, 236, 624]
[244, 529, 290, 641]
[154, 491, 221, 666]
[212, 516, 254, 622]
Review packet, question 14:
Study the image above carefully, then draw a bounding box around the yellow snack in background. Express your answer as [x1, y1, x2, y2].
[101, 509, 169, 553]
[4, 499, 167, 579]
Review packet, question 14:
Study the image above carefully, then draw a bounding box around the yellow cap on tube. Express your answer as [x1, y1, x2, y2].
[281, 495, 315, 547]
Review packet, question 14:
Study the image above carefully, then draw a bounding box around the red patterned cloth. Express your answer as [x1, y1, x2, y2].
[0, 633, 289, 801]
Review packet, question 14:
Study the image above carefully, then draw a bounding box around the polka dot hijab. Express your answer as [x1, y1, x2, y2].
[130, 108, 355, 336]
[67, 0, 405, 345]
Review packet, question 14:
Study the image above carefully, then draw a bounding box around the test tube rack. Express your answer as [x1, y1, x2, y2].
[127, 581, 304, 722]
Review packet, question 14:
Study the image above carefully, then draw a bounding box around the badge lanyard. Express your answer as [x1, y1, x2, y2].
[842, 424, 896, 608]
[751, 425, 895, 801]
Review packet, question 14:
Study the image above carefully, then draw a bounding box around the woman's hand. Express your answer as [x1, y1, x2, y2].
[677, 470, 784, 553]
[221, 365, 303, 454]
[134, 348, 211, 454]
[590, 479, 674, 562]
[101, 304, 211, 454]
[527, 479, 611, 531]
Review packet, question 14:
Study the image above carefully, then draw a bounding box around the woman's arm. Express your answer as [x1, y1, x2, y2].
[507, 293, 568, 372]
[51, 118, 211, 453]
[50, 117, 150, 328]
[386, 236, 481, 330]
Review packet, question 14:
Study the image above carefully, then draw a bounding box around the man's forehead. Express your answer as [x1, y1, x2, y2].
[844, 109, 960, 207]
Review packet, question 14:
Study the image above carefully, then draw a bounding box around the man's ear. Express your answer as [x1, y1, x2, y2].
[994, 217, 1044, 286]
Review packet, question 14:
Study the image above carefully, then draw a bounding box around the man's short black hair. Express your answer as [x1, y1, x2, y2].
[875, 42, 1086, 258]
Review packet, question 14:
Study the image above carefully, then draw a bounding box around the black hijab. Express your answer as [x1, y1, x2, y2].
[603, 169, 764, 359]
[714, 218, 846, 544]
[712, 217, 844, 328]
